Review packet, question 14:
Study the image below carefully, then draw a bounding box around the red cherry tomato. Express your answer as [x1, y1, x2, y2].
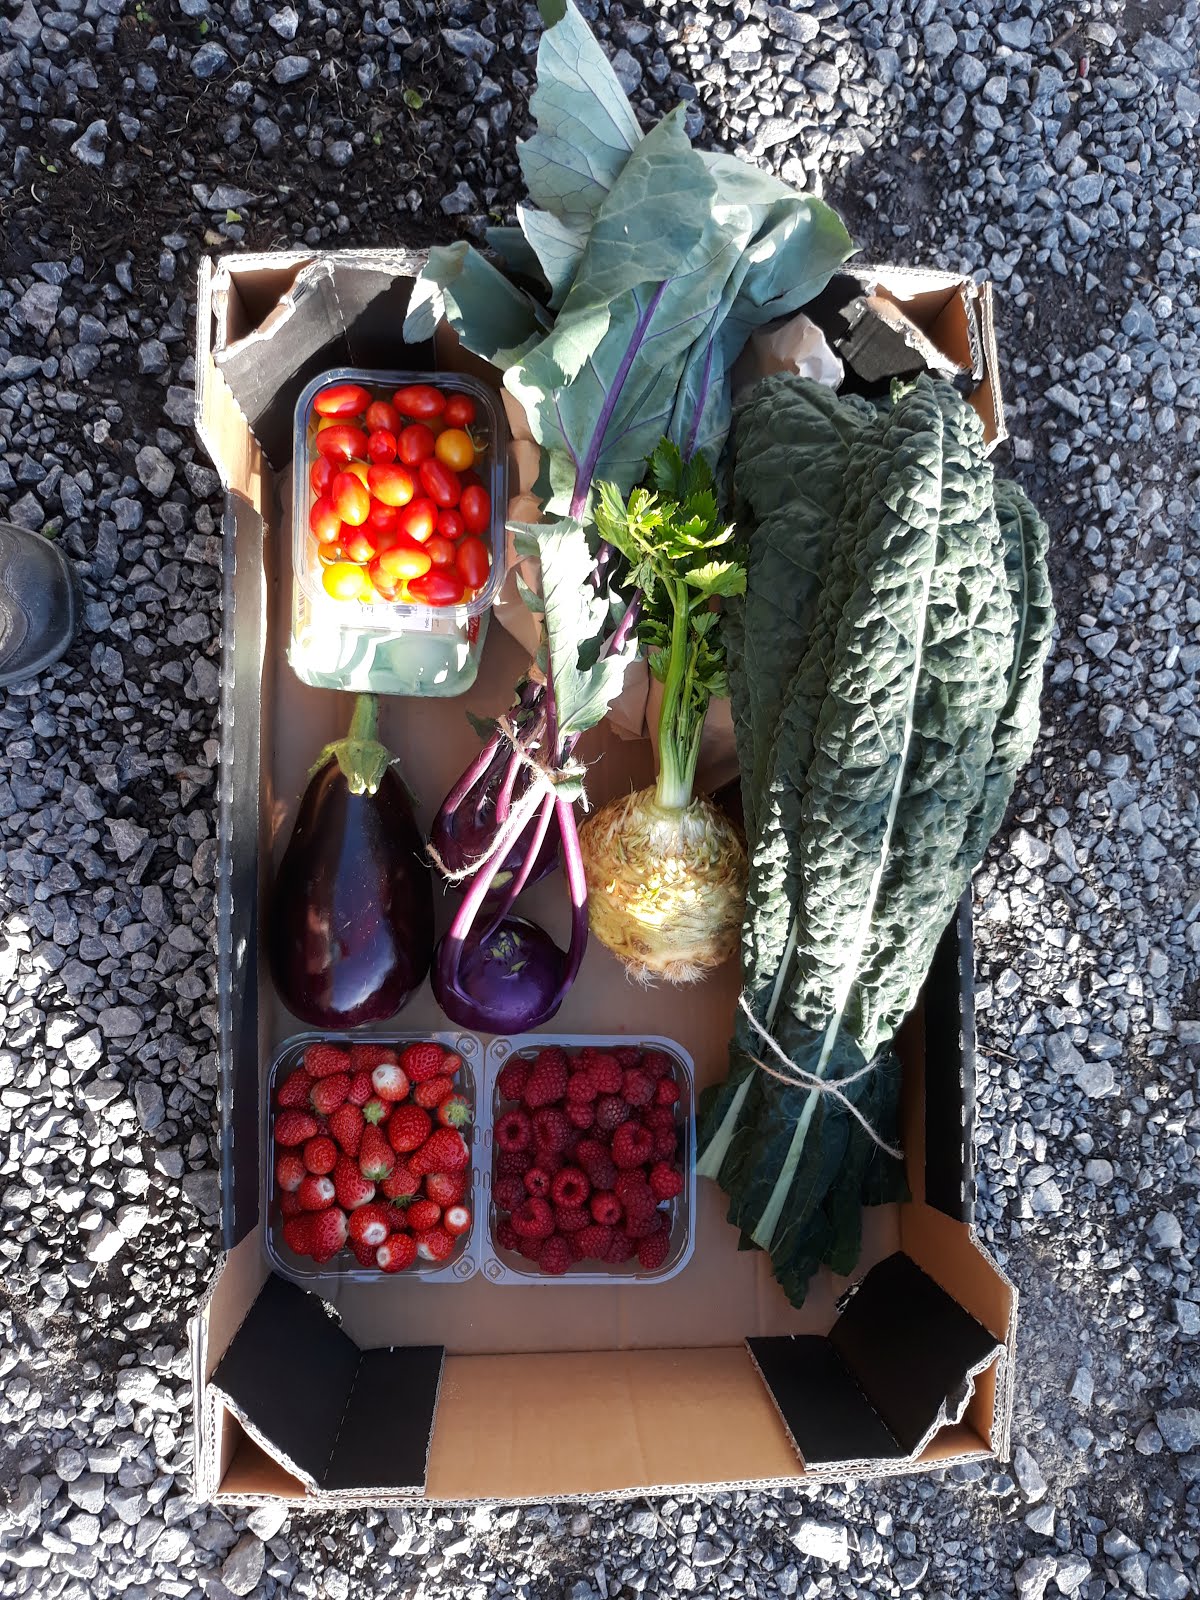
[316, 424, 369, 464]
[397, 423, 436, 466]
[459, 483, 490, 535]
[455, 534, 490, 590]
[379, 544, 433, 581]
[397, 498, 437, 544]
[310, 456, 336, 496]
[310, 495, 342, 543]
[393, 384, 447, 421]
[367, 463, 416, 508]
[443, 393, 477, 428]
[418, 457, 461, 509]
[331, 471, 371, 527]
[367, 502, 399, 534]
[424, 534, 457, 569]
[365, 400, 402, 435]
[409, 569, 465, 607]
[371, 523, 402, 554]
[368, 557, 401, 599]
[436, 508, 465, 542]
[314, 383, 370, 418]
[344, 528, 377, 564]
[367, 429, 397, 464]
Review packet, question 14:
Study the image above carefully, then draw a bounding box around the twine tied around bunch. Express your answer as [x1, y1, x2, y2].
[738, 994, 904, 1161]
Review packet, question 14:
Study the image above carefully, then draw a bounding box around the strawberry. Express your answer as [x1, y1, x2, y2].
[576, 1223, 613, 1259]
[621, 1068, 654, 1107]
[279, 1190, 304, 1218]
[521, 1048, 569, 1108]
[359, 1124, 396, 1182]
[304, 1042, 350, 1080]
[565, 1101, 595, 1130]
[613, 1046, 642, 1071]
[308, 1207, 349, 1263]
[606, 1230, 638, 1264]
[414, 1128, 469, 1174]
[282, 1215, 311, 1256]
[350, 1043, 399, 1074]
[424, 1171, 466, 1207]
[654, 1075, 681, 1107]
[351, 1238, 379, 1269]
[399, 1041, 445, 1084]
[297, 1175, 336, 1210]
[495, 1218, 520, 1252]
[371, 1062, 410, 1103]
[566, 1071, 597, 1104]
[495, 1108, 532, 1152]
[406, 1198, 442, 1233]
[443, 1204, 471, 1237]
[533, 1107, 571, 1153]
[581, 1050, 622, 1094]
[590, 1191, 623, 1226]
[611, 1123, 654, 1169]
[362, 1096, 389, 1125]
[493, 1176, 525, 1212]
[334, 1156, 376, 1211]
[310, 1074, 350, 1116]
[416, 1227, 456, 1262]
[274, 1110, 319, 1147]
[539, 1235, 572, 1276]
[381, 1158, 420, 1204]
[595, 1094, 630, 1134]
[637, 1221, 672, 1270]
[436, 1094, 472, 1130]
[640, 1049, 674, 1079]
[275, 1152, 306, 1192]
[348, 1202, 393, 1249]
[347, 1070, 374, 1107]
[276, 1069, 313, 1108]
[553, 1204, 589, 1234]
[511, 1197, 554, 1241]
[387, 1103, 431, 1153]
[302, 1136, 338, 1176]
[523, 1166, 551, 1198]
[550, 1167, 590, 1207]
[328, 1104, 364, 1159]
[441, 1052, 463, 1078]
[376, 1234, 417, 1273]
[414, 1075, 453, 1109]
[495, 1149, 533, 1177]
[496, 1058, 530, 1102]
[649, 1161, 684, 1201]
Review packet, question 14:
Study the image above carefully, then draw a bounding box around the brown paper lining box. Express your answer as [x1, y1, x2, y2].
[190, 248, 1016, 1506]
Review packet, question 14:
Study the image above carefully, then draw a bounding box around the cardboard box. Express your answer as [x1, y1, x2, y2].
[191, 249, 1016, 1505]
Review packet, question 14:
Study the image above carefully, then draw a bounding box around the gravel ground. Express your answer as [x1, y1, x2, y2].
[1, 0, 1198, 1595]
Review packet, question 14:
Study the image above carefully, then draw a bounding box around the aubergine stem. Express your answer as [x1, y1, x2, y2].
[476, 789, 557, 945]
[314, 693, 393, 795]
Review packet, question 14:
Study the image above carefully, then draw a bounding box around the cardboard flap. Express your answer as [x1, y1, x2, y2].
[922, 895, 976, 1223]
[747, 1336, 905, 1467]
[324, 1346, 444, 1493]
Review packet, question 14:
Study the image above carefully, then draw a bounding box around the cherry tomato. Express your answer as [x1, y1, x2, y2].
[367, 429, 397, 464]
[314, 384, 370, 418]
[344, 528, 377, 564]
[443, 394, 477, 428]
[455, 534, 490, 590]
[310, 495, 342, 543]
[424, 534, 457, 569]
[322, 561, 371, 600]
[436, 508, 465, 542]
[310, 456, 336, 496]
[316, 424, 369, 464]
[331, 471, 371, 526]
[368, 557, 400, 600]
[365, 400, 402, 435]
[345, 461, 371, 487]
[418, 457, 461, 509]
[393, 384, 446, 421]
[459, 483, 490, 535]
[397, 498, 437, 544]
[367, 502, 399, 535]
[397, 423, 436, 466]
[316, 539, 349, 567]
[379, 544, 433, 581]
[371, 523, 402, 554]
[368, 463, 416, 508]
[409, 569, 465, 607]
[434, 427, 476, 473]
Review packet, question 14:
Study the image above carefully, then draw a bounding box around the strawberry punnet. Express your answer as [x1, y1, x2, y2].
[282, 1215, 312, 1256]
[400, 1041, 445, 1083]
[347, 1070, 374, 1106]
[350, 1043, 399, 1075]
[274, 1110, 319, 1147]
[305, 1042, 351, 1080]
[279, 1191, 304, 1218]
[359, 1124, 396, 1181]
[381, 1158, 421, 1203]
[351, 1237, 380, 1269]
[387, 1103, 431, 1153]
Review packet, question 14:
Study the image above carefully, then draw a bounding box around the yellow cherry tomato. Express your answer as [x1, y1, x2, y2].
[345, 460, 371, 487]
[434, 427, 476, 473]
[322, 561, 371, 601]
[379, 545, 433, 581]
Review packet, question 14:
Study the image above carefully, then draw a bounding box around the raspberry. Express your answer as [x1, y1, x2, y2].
[328, 1104, 364, 1159]
[568, 1231, 592, 1260]
[613, 1046, 642, 1071]
[304, 1042, 350, 1080]
[347, 1070, 374, 1107]
[496, 1059, 530, 1102]
[640, 1049, 674, 1079]
[576, 1223, 613, 1260]
[576, 1140, 617, 1191]
[531, 1145, 564, 1177]
[416, 1227, 456, 1263]
[553, 1205, 589, 1233]
[387, 1104, 432, 1154]
[302, 1136, 337, 1176]
[611, 1122, 655, 1169]
[412, 1129, 470, 1175]
[606, 1231, 638, 1264]
[424, 1171, 466, 1208]
[517, 1234, 545, 1264]
[406, 1199, 442, 1232]
[566, 1071, 598, 1104]
[414, 1075, 454, 1109]
[311, 1074, 350, 1116]
[495, 1108, 532, 1153]
[495, 1218, 520, 1252]
[533, 1107, 571, 1153]
[376, 1234, 418, 1273]
[643, 1105, 676, 1132]
[521, 1047, 569, 1108]
[565, 1101, 596, 1130]
[276, 1069, 313, 1108]
[652, 1127, 678, 1161]
[637, 1221, 672, 1270]
[380, 1159, 420, 1203]
[621, 1068, 654, 1107]
[539, 1235, 573, 1276]
[589, 1191, 622, 1226]
[624, 1208, 663, 1240]
[348, 1202, 392, 1248]
[523, 1166, 551, 1198]
[654, 1075, 681, 1107]
[400, 1041, 446, 1084]
[615, 1172, 657, 1221]
[274, 1110, 319, 1147]
[511, 1197, 554, 1241]
[582, 1050, 622, 1094]
[492, 1176, 525, 1212]
[550, 1167, 590, 1207]
[649, 1161, 684, 1201]
[275, 1152, 306, 1192]
[595, 1094, 631, 1134]
[495, 1149, 532, 1177]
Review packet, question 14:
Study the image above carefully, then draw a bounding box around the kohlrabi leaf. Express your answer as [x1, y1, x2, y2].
[402, 241, 548, 364]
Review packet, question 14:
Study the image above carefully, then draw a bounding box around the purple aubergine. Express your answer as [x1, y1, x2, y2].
[268, 695, 434, 1028]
